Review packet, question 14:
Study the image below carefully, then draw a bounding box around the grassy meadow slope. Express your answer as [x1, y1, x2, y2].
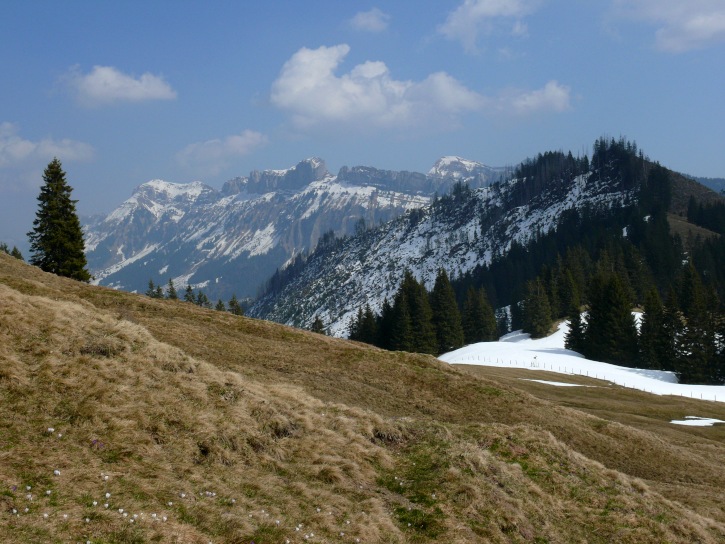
[1, 252, 725, 543]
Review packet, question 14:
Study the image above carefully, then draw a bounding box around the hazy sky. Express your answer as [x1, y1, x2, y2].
[2, 0, 724, 251]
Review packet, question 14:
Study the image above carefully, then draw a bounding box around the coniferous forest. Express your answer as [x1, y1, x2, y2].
[345, 138, 725, 385]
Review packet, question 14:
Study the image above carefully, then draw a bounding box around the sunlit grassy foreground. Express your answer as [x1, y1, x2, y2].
[1, 252, 724, 543]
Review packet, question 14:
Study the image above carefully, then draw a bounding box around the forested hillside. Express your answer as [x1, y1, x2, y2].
[258, 138, 725, 384]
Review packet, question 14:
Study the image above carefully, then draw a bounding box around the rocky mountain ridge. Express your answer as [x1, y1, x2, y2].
[85, 156, 501, 299]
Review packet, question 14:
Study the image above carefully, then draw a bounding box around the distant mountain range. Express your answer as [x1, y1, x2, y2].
[84, 156, 505, 299]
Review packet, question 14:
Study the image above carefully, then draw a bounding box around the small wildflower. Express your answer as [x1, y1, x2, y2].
[162, 516, 167, 522]
[105, 492, 111, 498]
[43, 513, 48, 519]
[63, 514, 68, 519]
[104, 475, 109, 481]
[85, 517, 90, 523]
[168, 501, 173, 506]
[47, 427, 54, 433]
[57, 433, 62, 438]
[46, 490, 51, 495]
[104, 503, 109, 508]
[92, 501, 97, 506]
[26, 485, 31, 491]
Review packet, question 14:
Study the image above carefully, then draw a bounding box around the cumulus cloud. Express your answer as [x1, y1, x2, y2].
[612, 0, 725, 52]
[438, 0, 539, 53]
[176, 130, 268, 175]
[349, 8, 390, 32]
[0, 122, 93, 168]
[65, 65, 177, 105]
[270, 44, 569, 130]
[497, 81, 571, 115]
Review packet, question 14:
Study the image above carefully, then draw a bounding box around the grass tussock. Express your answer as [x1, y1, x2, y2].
[1, 252, 725, 543]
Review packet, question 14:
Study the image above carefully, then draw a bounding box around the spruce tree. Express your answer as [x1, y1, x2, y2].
[462, 287, 497, 344]
[639, 287, 665, 369]
[228, 294, 244, 316]
[166, 279, 178, 300]
[430, 269, 464, 354]
[146, 279, 157, 298]
[10, 246, 23, 260]
[399, 270, 437, 354]
[522, 278, 552, 338]
[184, 285, 195, 303]
[28, 158, 90, 281]
[389, 289, 414, 352]
[310, 316, 325, 334]
[564, 300, 585, 354]
[215, 299, 226, 311]
[357, 304, 378, 345]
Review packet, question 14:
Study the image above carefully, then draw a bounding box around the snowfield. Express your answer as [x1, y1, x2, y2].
[439, 320, 725, 404]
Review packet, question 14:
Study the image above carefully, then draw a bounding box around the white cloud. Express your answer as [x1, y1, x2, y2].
[270, 44, 569, 130]
[438, 0, 539, 53]
[497, 80, 571, 115]
[0, 122, 93, 168]
[176, 130, 268, 175]
[66, 65, 177, 105]
[349, 8, 390, 33]
[613, 0, 725, 52]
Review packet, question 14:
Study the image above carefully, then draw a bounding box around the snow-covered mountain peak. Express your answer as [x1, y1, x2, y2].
[429, 156, 488, 179]
[135, 179, 213, 201]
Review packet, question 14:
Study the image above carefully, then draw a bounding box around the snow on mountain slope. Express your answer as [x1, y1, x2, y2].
[85, 157, 455, 298]
[249, 165, 637, 335]
[440, 320, 725, 403]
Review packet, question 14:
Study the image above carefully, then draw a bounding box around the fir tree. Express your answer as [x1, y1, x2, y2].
[584, 273, 638, 365]
[184, 285, 195, 303]
[215, 299, 226, 311]
[389, 289, 414, 352]
[10, 246, 23, 260]
[462, 287, 497, 344]
[166, 279, 178, 300]
[310, 316, 325, 334]
[357, 304, 378, 345]
[145, 279, 157, 298]
[522, 278, 552, 338]
[228, 294, 243, 315]
[430, 269, 464, 354]
[196, 291, 210, 308]
[564, 300, 585, 354]
[638, 287, 665, 369]
[27, 158, 90, 281]
[376, 298, 395, 350]
[399, 270, 437, 354]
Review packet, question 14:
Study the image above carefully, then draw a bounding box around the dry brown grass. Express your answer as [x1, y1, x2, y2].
[1, 252, 725, 543]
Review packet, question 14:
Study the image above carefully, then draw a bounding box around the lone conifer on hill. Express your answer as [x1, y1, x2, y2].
[27, 158, 90, 282]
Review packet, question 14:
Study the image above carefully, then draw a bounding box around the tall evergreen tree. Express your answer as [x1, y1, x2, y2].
[430, 269, 464, 354]
[146, 279, 157, 298]
[376, 298, 395, 350]
[462, 287, 498, 344]
[10, 246, 23, 260]
[584, 273, 638, 365]
[228, 294, 244, 316]
[166, 279, 178, 300]
[184, 285, 195, 303]
[357, 304, 378, 345]
[400, 270, 437, 354]
[389, 288, 414, 352]
[310, 316, 325, 334]
[638, 287, 665, 369]
[564, 300, 585, 354]
[215, 299, 226, 312]
[522, 278, 552, 338]
[27, 158, 90, 281]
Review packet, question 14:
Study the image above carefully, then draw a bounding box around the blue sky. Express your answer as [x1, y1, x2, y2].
[2, 0, 725, 252]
